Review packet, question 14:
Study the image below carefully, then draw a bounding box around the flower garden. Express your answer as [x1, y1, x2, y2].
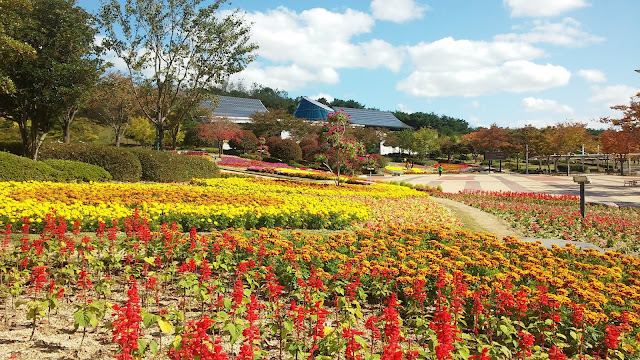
[438, 190, 640, 253]
[0, 178, 639, 359]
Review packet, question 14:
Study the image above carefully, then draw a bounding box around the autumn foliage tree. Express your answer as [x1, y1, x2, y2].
[196, 117, 241, 156]
[461, 125, 507, 162]
[85, 72, 138, 147]
[600, 129, 639, 175]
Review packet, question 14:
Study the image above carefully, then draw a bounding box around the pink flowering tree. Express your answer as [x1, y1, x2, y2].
[314, 110, 377, 185]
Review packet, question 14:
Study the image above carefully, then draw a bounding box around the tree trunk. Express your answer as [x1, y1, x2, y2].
[62, 106, 78, 144]
[114, 130, 122, 147]
[156, 124, 164, 150]
[63, 121, 71, 143]
[170, 124, 180, 150]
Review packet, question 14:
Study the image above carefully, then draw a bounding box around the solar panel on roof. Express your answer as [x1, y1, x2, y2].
[332, 107, 411, 129]
[202, 96, 268, 118]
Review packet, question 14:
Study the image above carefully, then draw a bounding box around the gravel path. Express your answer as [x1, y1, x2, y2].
[430, 196, 526, 239]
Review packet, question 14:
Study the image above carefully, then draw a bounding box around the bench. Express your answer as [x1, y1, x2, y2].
[624, 180, 637, 187]
[390, 170, 403, 176]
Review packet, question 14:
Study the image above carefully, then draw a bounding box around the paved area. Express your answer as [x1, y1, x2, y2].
[379, 172, 640, 207]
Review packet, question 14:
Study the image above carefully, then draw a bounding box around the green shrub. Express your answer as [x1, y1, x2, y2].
[0, 152, 62, 181]
[129, 148, 182, 182]
[181, 156, 220, 179]
[39, 143, 142, 182]
[269, 139, 302, 162]
[129, 148, 219, 182]
[240, 153, 260, 160]
[43, 159, 112, 182]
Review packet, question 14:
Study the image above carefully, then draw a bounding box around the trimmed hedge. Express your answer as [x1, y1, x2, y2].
[0, 142, 24, 155]
[269, 139, 302, 162]
[180, 155, 220, 180]
[0, 152, 61, 181]
[43, 159, 112, 182]
[39, 143, 142, 182]
[130, 148, 219, 182]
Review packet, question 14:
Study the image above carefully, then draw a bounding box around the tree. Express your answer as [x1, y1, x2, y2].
[229, 130, 258, 154]
[393, 111, 471, 137]
[547, 122, 593, 173]
[0, 0, 36, 94]
[347, 127, 385, 154]
[439, 136, 464, 162]
[602, 93, 640, 132]
[126, 116, 155, 146]
[85, 72, 138, 147]
[461, 125, 507, 162]
[600, 129, 639, 175]
[246, 108, 290, 139]
[411, 127, 439, 159]
[314, 110, 372, 185]
[0, 0, 101, 159]
[99, 0, 257, 150]
[385, 129, 414, 155]
[330, 98, 365, 109]
[508, 125, 547, 171]
[197, 117, 241, 156]
[246, 108, 313, 141]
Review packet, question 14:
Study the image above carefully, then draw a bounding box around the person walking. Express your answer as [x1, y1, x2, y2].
[438, 164, 443, 177]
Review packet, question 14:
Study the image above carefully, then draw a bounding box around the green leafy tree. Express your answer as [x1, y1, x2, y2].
[0, 0, 36, 94]
[411, 127, 439, 159]
[99, 0, 257, 150]
[330, 98, 365, 109]
[127, 116, 155, 146]
[0, 0, 102, 159]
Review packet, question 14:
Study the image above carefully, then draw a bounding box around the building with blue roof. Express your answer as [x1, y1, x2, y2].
[294, 97, 411, 130]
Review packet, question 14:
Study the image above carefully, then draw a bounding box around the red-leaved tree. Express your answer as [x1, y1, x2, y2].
[196, 117, 241, 157]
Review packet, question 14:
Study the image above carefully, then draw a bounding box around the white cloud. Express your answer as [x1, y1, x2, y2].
[228, 63, 339, 91]
[234, 7, 403, 72]
[309, 93, 335, 103]
[504, 0, 589, 17]
[398, 37, 570, 97]
[370, 0, 429, 23]
[226, 6, 406, 92]
[577, 69, 606, 83]
[495, 18, 604, 47]
[406, 37, 545, 72]
[589, 85, 639, 107]
[471, 100, 480, 108]
[522, 97, 574, 113]
[396, 104, 413, 113]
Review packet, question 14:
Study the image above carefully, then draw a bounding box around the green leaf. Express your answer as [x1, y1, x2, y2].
[74, 309, 90, 328]
[142, 313, 157, 329]
[137, 339, 147, 352]
[149, 340, 158, 355]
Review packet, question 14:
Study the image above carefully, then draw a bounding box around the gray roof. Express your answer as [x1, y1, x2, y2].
[202, 96, 268, 118]
[332, 107, 411, 129]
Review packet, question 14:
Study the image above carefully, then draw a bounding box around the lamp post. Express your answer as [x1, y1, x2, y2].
[573, 175, 591, 218]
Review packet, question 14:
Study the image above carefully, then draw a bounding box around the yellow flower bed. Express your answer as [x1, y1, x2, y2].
[0, 178, 437, 231]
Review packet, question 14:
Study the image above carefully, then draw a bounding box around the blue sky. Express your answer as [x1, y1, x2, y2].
[79, 0, 640, 129]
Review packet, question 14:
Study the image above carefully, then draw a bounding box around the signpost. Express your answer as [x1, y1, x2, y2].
[484, 151, 506, 172]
